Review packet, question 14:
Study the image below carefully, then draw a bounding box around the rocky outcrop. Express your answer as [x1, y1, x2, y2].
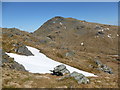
[51, 65, 90, 84]
[95, 60, 113, 74]
[59, 71, 90, 84]
[13, 43, 34, 56]
[1, 50, 26, 71]
[69, 71, 90, 84]
[2, 28, 34, 56]
[16, 45, 33, 56]
[50, 64, 70, 76]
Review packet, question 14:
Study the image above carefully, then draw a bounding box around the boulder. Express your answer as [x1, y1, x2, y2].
[101, 64, 113, 74]
[65, 51, 75, 57]
[69, 71, 90, 84]
[96, 31, 104, 36]
[17, 46, 33, 56]
[95, 60, 113, 74]
[95, 60, 102, 67]
[58, 71, 90, 84]
[14, 43, 33, 56]
[50, 64, 70, 76]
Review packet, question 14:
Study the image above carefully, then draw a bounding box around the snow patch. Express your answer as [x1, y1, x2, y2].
[106, 28, 109, 30]
[81, 42, 84, 46]
[6, 46, 96, 77]
[98, 27, 110, 32]
[107, 34, 112, 38]
[60, 22, 62, 25]
[98, 29, 104, 32]
[104, 28, 110, 31]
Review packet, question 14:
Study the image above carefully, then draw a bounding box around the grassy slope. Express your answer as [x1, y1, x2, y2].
[2, 68, 118, 88]
[1, 17, 119, 88]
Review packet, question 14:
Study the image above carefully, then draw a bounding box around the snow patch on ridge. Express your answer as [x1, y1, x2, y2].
[6, 46, 96, 77]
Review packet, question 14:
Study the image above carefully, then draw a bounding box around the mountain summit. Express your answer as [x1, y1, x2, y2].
[34, 16, 118, 55]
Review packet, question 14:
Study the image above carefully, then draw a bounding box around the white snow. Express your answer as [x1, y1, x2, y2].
[64, 26, 66, 29]
[81, 42, 84, 46]
[60, 22, 62, 25]
[6, 46, 96, 77]
[103, 28, 110, 31]
[107, 34, 112, 38]
[98, 29, 104, 32]
[98, 27, 110, 32]
[106, 28, 109, 30]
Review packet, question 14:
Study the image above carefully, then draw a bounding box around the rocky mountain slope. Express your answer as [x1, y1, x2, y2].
[1, 16, 119, 88]
[33, 16, 119, 75]
[34, 16, 118, 55]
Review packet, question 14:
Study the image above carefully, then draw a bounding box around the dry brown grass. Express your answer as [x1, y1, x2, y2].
[1, 20, 119, 88]
[2, 68, 118, 88]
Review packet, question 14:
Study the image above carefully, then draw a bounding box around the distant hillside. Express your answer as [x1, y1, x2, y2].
[34, 16, 118, 55]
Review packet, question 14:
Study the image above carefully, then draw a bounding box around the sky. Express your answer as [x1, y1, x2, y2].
[2, 2, 118, 32]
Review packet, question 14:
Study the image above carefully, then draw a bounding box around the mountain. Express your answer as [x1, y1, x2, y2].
[34, 16, 118, 55]
[1, 16, 119, 88]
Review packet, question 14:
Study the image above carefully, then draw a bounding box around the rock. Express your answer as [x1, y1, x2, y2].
[58, 71, 90, 84]
[47, 35, 55, 40]
[69, 71, 83, 77]
[95, 26, 102, 30]
[96, 31, 104, 35]
[2, 50, 26, 71]
[69, 71, 90, 84]
[101, 64, 113, 74]
[50, 64, 70, 76]
[11, 42, 33, 56]
[95, 60, 102, 67]
[10, 61, 26, 71]
[95, 60, 113, 74]
[15, 44, 33, 56]
[65, 51, 75, 57]
[17, 46, 33, 56]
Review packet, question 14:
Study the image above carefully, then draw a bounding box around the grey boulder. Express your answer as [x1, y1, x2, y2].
[65, 51, 75, 57]
[58, 71, 90, 84]
[50, 64, 70, 76]
[15, 45, 34, 56]
[95, 60, 113, 74]
[69, 71, 90, 84]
